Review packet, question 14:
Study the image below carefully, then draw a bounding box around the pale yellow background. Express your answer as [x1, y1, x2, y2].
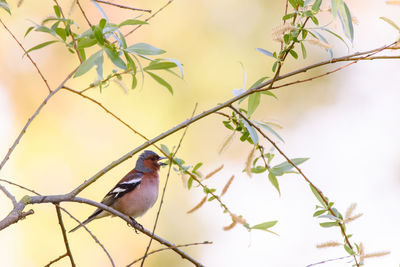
[0, 0, 399, 266]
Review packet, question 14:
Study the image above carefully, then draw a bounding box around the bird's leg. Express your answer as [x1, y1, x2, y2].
[128, 217, 144, 234]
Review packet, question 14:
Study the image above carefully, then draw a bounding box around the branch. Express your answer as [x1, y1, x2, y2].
[140, 104, 197, 267]
[0, 184, 17, 207]
[0, 194, 203, 266]
[55, 205, 76, 267]
[306, 255, 353, 267]
[0, 69, 77, 171]
[128, 241, 212, 267]
[93, 0, 151, 13]
[76, 0, 93, 27]
[122, 0, 174, 40]
[44, 253, 68, 267]
[0, 18, 52, 93]
[229, 105, 359, 266]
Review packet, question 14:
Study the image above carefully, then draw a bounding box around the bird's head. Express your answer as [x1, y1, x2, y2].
[135, 150, 167, 173]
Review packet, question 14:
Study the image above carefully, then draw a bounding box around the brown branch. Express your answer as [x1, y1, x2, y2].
[53, 0, 83, 63]
[0, 18, 52, 93]
[79, 69, 132, 93]
[0, 69, 77, 171]
[58, 206, 115, 267]
[44, 253, 68, 267]
[128, 241, 212, 267]
[140, 104, 198, 267]
[229, 105, 359, 266]
[0, 194, 202, 266]
[76, 0, 92, 27]
[55, 205, 76, 267]
[122, 0, 174, 40]
[93, 0, 151, 13]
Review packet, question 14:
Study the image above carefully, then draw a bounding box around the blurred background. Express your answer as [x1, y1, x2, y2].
[1, 0, 400, 266]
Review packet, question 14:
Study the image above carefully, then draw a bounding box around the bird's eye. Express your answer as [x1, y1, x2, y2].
[151, 157, 157, 161]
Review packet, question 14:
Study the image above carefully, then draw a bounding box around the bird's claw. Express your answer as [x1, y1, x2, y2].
[128, 217, 143, 234]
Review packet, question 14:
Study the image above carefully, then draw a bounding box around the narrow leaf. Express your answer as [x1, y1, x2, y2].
[24, 40, 58, 57]
[242, 119, 259, 144]
[126, 43, 166, 55]
[268, 172, 280, 195]
[312, 0, 322, 11]
[310, 184, 327, 208]
[131, 74, 137, 90]
[251, 220, 278, 230]
[74, 49, 103, 78]
[77, 38, 97, 49]
[104, 46, 127, 69]
[320, 222, 339, 228]
[380, 17, 400, 33]
[0, 0, 11, 14]
[146, 71, 173, 94]
[253, 121, 285, 143]
[270, 158, 309, 175]
[248, 92, 261, 116]
[119, 19, 147, 27]
[337, 2, 354, 42]
[144, 61, 177, 71]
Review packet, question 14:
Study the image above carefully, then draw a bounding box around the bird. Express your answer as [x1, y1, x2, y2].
[69, 150, 166, 233]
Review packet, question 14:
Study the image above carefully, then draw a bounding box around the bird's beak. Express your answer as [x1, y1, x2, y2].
[158, 157, 168, 166]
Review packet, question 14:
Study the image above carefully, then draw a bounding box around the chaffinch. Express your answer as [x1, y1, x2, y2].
[70, 150, 166, 232]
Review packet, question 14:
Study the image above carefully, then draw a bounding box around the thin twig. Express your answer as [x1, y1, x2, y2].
[128, 241, 212, 267]
[44, 253, 68, 267]
[122, 0, 174, 40]
[79, 69, 131, 93]
[93, 0, 151, 13]
[0, 178, 40, 196]
[306, 255, 353, 267]
[0, 69, 77, 171]
[53, 0, 82, 63]
[229, 105, 359, 266]
[58, 205, 115, 267]
[0, 184, 17, 206]
[55, 205, 76, 267]
[140, 104, 198, 267]
[76, 0, 92, 27]
[0, 18, 52, 93]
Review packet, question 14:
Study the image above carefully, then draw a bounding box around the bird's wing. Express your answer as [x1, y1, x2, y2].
[104, 170, 143, 201]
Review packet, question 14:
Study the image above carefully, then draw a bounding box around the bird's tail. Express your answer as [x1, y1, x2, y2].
[69, 208, 105, 233]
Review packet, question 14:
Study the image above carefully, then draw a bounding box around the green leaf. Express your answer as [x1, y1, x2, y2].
[268, 172, 280, 195]
[251, 220, 278, 230]
[309, 15, 319, 25]
[163, 58, 184, 78]
[289, 49, 298, 59]
[144, 61, 178, 71]
[313, 210, 326, 217]
[270, 158, 309, 176]
[253, 121, 284, 143]
[93, 26, 104, 46]
[208, 196, 216, 202]
[256, 48, 274, 58]
[99, 18, 107, 30]
[300, 42, 307, 59]
[104, 46, 127, 69]
[146, 71, 173, 94]
[160, 144, 170, 155]
[312, 0, 322, 11]
[74, 49, 103, 78]
[310, 184, 327, 208]
[0, 0, 11, 14]
[193, 162, 203, 172]
[344, 244, 355, 255]
[118, 19, 148, 27]
[272, 61, 278, 72]
[131, 74, 137, 90]
[249, 76, 269, 90]
[77, 38, 97, 49]
[288, 0, 298, 8]
[380, 17, 400, 33]
[187, 176, 194, 189]
[283, 13, 295, 20]
[248, 92, 260, 117]
[337, 2, 354, 42]
[242, 119, 259, 144]
[251, 166, 267, 174]
[320, 28, 349, 50]
[126, 43, 166, 55]
[55, 28, 66, 41]
[24, 40, 58, 57]
[53, 5, 61, 17]
[24, 26, 35, 37]
[320, 222, 339, 228]
[35, 26, 56, 36]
